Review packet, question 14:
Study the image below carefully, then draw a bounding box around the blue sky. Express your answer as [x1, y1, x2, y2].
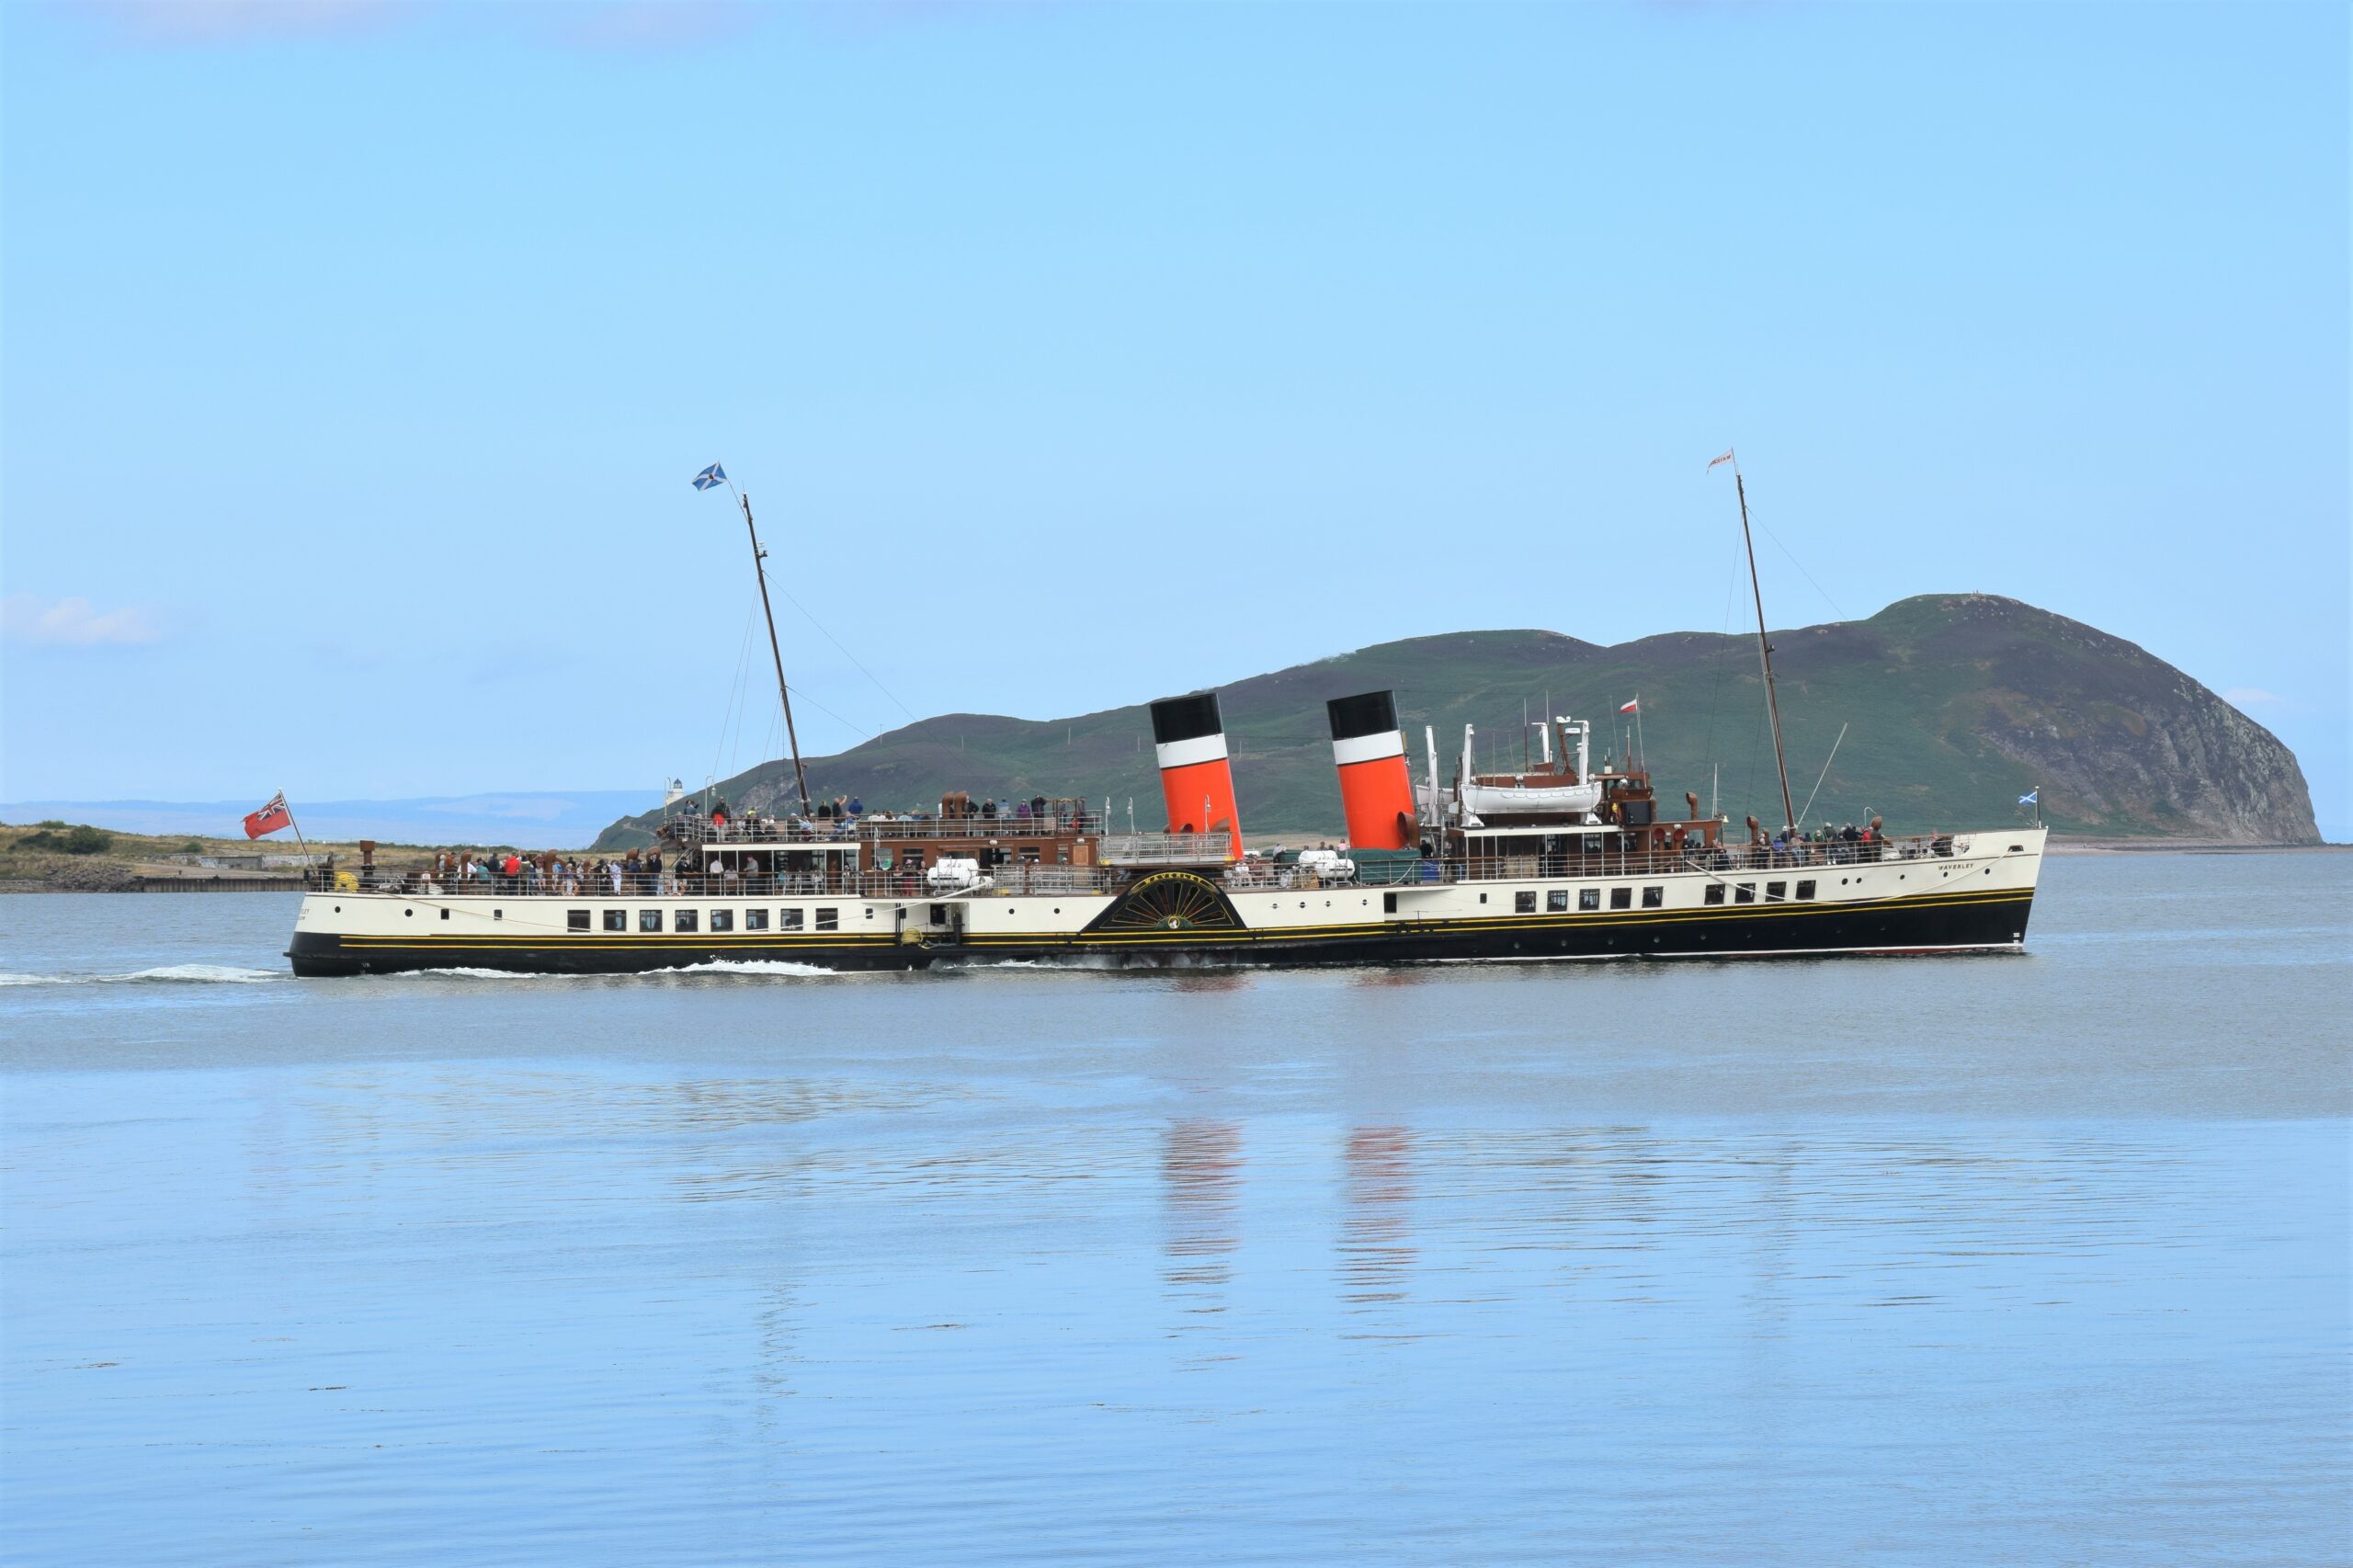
[4, 0, 2346, 836]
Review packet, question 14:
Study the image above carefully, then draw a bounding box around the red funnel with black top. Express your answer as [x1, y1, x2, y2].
[1326, 689, 1416, 850]
[1149, 691, 1244, 860]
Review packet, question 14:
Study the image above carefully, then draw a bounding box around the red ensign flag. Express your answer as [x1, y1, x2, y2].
[1618, 699, 1640, 714]
[244, 793, 291, 839]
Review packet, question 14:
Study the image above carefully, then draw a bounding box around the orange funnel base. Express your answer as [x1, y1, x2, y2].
[1336, 754, 1416, 849]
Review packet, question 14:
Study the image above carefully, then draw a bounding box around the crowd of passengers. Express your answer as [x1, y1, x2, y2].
[669, 791, 1088, 841]
[353, 789, 1103, 897]
[1472, 821, 1950, 875]
[1675, 822, 1948, 869]
[368, 847, 878, 898]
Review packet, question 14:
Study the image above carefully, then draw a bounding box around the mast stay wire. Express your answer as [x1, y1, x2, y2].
[767, 578, 921, 724]
[1698, 523, 1747, 814]
[1742, 485, 1845, 619]
[709, 585, 887, 800]
[710, 597, 759, 804]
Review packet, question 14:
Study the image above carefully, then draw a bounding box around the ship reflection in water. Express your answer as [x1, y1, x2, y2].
[1160, 1119, 1242, 1325]
[1339, 1126, 1417, 1313]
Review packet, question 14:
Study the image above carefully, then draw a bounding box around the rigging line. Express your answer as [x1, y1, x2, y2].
[1794, 722, 1849, 829]
[769, 580, 921, 723]
[718, 682, 877, 791]
[782, 681, 879, 743]
[1746, 502, 1845, 619]
[711, 598, 760, 796]
[1699, 534, 1745, 801]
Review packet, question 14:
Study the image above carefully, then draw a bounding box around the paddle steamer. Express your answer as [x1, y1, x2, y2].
[286, 461, 2043, 976]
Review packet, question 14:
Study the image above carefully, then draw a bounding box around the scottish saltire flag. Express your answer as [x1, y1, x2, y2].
[2018, 789, 2039, 806]
[692, 462, 727, 491]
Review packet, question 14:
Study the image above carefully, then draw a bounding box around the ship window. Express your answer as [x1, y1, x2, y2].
[1479, 892, 1488, 904]
[604, 909, 627, 932]
[1383, 892, 1398, 915]
[1765, 881, 1787, 903]
[1547, 890, 1569, 912]
[640, 909, 663, 932]
[1734, 883, 1756, 903]
[675, 909, 699, 933]
[816, 907, 838, 931]
[567, 909, 590, 931]
[1021, 847, 1040, 865]
[1579, 888, 1600, 911]
[1704, 883, 1726, 906]
[780, 908, 803, 930]
[1515, 892, 1536, 914]
[1609, 888, 1632, 910]
[1796, 880, 1816, 902]
[745, 908, 769, 931]
[710, 909, 733, 933]
[1642, 886, 1663, 908]
[929, 904, 948, 927]
[439, 907, 449, 921]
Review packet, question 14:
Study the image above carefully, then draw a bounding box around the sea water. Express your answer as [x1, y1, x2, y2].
[3, 854, 2347, 1565]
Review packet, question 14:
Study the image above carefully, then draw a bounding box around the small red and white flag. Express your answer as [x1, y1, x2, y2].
[1707, 449, 1734, 471]
[244, 793, 292, 839]
[1618, 699, 1640, 714]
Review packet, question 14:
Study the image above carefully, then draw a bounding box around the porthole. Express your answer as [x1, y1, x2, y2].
[404, 908, 414, 917]
[334, 904, 342, 913]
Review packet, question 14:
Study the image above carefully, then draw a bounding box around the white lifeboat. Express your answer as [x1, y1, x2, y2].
[1459, 778, 1604, 818]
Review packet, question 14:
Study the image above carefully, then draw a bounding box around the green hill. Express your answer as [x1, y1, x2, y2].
[596, 595, 2317, 847]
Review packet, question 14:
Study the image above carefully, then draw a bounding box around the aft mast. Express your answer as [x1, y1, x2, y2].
[696, 462, 813, 817]
[739, 490, 813, 818]
[1720, 449, 1798, 835]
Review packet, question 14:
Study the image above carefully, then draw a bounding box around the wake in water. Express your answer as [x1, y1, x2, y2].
[0, 964, 284, 987]
[380, 960, 845, 982]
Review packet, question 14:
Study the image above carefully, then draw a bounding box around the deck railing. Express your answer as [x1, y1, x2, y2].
[1100, 833, 1233, 866]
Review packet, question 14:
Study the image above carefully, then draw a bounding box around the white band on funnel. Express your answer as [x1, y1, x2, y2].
[1332, 731, 1405, 767]
[1155, 733, 1229, 770]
